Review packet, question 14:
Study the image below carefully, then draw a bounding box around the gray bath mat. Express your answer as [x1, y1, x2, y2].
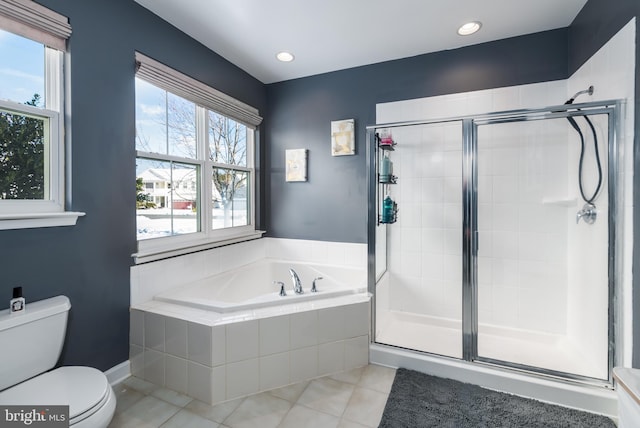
[379, 368, 616, 427]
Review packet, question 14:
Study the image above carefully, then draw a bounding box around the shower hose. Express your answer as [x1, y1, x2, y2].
[564, 99, 603, 205]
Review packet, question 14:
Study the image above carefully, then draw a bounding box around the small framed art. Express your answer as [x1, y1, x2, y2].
[331, 119, 355, 156]
[285, 149, 308, 182]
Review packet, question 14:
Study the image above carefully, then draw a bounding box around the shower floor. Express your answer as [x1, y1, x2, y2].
[375, 309, 607, 380]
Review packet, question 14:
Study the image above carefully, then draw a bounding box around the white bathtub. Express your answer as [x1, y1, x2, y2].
[154, 259, 367, 313]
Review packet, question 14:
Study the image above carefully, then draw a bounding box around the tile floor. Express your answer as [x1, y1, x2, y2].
[108, 364, 396, 428]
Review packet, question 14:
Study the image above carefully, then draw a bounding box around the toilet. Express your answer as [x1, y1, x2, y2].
[0, 296, 116, 427]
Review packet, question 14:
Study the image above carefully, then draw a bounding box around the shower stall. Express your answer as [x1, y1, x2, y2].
[367, 99, 623, 387]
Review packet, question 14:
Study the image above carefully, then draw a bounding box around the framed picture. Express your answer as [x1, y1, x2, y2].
[285, 149, 308, 182]
[331, 119, 355, 156]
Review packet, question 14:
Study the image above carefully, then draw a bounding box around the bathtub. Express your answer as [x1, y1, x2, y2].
[131, 257, 371, 405]
[154, 259, 367, 313]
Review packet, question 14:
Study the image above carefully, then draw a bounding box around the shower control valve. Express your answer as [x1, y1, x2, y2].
[576, 203, 597, 225]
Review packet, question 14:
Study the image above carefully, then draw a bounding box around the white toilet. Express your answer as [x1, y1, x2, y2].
[0, 296, 116, 427]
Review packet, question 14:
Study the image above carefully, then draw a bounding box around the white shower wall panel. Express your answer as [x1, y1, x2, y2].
[565, 18, 636, 369]
[477, 118, 570, 335]
[378, 81, 571, 332]
[385, 122, 463, 322]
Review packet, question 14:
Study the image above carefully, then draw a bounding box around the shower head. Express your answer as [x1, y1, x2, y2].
[565, 85, 594, 105]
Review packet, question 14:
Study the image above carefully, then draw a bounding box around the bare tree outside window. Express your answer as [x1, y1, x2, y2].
[209, 111, 248, 228]
[135, 79, 250, 240]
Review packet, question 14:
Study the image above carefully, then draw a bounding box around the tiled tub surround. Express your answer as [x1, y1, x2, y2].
[130, 301, 370, 405]
[129, 238, 370, 405]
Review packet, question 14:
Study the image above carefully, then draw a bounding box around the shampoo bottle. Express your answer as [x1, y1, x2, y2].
[382, 195, 395, 223]
[380, 156, 393, 182]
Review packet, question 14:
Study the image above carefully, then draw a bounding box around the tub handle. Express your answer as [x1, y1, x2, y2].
[311, 277, 323, 293]
[274, 281, 287, 296]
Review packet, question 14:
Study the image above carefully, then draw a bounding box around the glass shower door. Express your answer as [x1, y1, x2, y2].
[474, 114, 611, 380]
[373, 121, 464, 359]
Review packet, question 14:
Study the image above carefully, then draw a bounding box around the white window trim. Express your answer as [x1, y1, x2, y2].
[0, 0, 72, 51]
[0, 1, 82, 230]
[133, 54, 263, 263]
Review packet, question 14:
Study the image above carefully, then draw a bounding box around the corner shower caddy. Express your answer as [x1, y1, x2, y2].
[376, 132, 398, 224]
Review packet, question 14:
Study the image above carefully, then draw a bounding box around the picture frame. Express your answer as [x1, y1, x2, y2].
[331, 119, 355, 156]
[285, 149, 308, 182]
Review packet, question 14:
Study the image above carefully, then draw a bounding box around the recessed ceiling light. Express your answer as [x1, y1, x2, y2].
[276, 51, 295, 62]
[457, 21, 482, 36]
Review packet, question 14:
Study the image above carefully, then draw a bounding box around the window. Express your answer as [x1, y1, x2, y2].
[0, 0, 79, 229]
[134, 53, 263, 261]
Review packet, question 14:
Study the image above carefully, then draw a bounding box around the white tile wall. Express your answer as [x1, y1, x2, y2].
[566, 18, 636, 367]
[226, 320, 259, 363]
[165, 318, 187, 358]
[130, 238, 266, 305]
[259, 352, 290, 391]
[187, 322, 212, 366]
[131, 301, 370, 405]
[290, 346, 318, 383]
[131, 238, 367, 307]
[226, 359, 260, 399]
[260, 315, 290, 356]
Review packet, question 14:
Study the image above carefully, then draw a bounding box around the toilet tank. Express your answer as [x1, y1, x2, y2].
[0, 295, 71, 391]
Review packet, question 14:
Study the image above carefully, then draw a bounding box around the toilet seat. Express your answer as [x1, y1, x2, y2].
[0, 366, 115, 427]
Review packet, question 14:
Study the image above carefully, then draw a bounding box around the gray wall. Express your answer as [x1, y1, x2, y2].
[265, 29, 568, 242]
[0, 0, 266, 370]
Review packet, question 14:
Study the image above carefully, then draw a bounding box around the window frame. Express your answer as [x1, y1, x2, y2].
[133, 55, 263, 263]
[0, 3, 82, 230]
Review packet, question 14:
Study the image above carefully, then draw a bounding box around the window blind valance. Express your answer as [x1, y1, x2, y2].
[0, 0, 71, 51]
[135, 52, 263, 128]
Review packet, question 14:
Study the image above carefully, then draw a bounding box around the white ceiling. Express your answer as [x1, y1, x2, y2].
[134, 0, 588, 84]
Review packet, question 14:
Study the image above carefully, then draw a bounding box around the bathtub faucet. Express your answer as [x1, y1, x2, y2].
[290, 269, 303, 294]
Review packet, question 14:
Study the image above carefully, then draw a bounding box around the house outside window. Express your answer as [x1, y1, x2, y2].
[134, 53, 263, 262]
[0, 1, 80, 229]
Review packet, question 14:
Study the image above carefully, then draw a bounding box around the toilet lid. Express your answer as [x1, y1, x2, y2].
[0, 366, 109, 420]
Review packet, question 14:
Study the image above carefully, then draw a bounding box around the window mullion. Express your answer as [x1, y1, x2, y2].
[197, 106, 210, 236]
[248, 130, 255, 227]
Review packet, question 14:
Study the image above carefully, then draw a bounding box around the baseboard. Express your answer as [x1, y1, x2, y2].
[105, 360, 130, 385]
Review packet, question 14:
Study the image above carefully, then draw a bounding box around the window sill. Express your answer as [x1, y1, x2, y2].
[132, 230, 266, 264]
[0, 211, 86, 230]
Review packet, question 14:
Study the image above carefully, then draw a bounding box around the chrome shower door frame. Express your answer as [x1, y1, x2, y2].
[367, 99, 623, 387]
[467, 101, 621, 386]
